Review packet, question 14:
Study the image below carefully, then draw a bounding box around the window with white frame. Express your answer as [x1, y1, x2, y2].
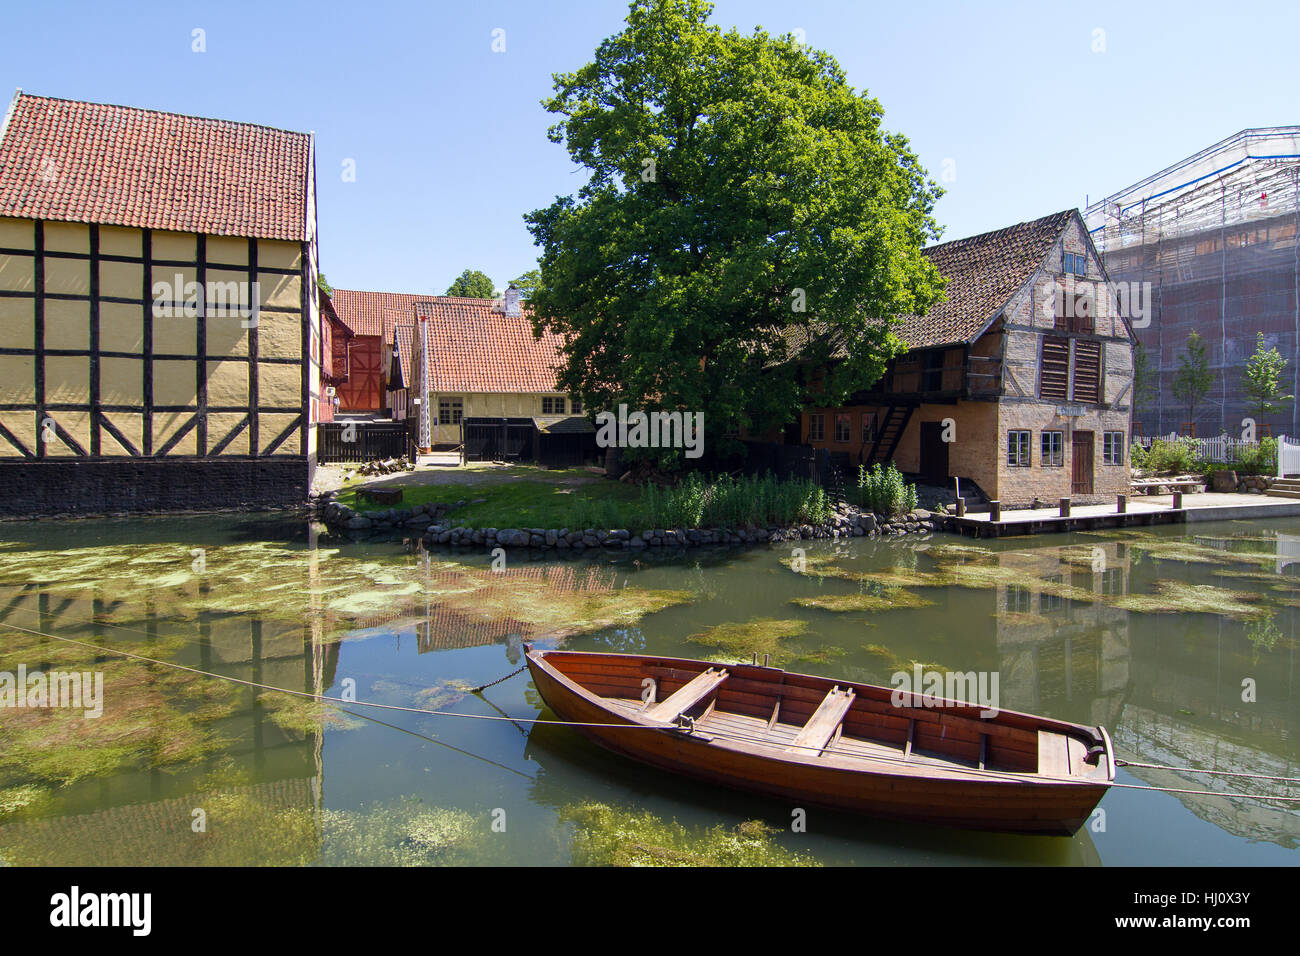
[834, 413, 851, 443]
[542, 396, 566, 414]
[1008, 430, 1031, 467]
[1041, 430, 1064, 467]
[1103, 431, 1125, 465]
[862, 412, 877, 445]
[569, 396, 583, 414]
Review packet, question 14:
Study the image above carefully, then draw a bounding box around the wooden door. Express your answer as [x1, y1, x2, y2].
[919, 421, 949, 482]
[1071, 431, 1094, 495]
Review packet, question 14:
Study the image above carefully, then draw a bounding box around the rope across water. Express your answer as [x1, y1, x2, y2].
[6, 622, 1300, 803]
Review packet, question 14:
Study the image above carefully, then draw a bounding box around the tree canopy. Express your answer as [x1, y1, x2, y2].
[1243, 331, 1292, 425]
[1171, 331, 1212, 428]
[511, 269, 542, 299]
[445, 269, 496, 299]
[524, 0, 945, 443]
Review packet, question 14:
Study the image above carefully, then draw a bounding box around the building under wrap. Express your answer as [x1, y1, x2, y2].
[1084, 128, 1300, 438]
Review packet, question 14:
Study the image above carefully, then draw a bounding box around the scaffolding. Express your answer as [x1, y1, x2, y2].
[1084, 127, 1300, 437]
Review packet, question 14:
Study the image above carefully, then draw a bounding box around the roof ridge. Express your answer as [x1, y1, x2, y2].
[11, 91, 311, 139]
[923, 209, 1075, 254]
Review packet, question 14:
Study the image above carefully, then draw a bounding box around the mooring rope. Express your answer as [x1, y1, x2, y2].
[0, 623, 668, 731]
[1116, 758, 1300, 785]
[5, 621, 1299, 803]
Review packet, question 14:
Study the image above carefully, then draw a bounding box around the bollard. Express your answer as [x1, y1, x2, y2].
[1059, 497, 1071, 518]
[989, 499, 1001, 522]
[1117, 493, 1127, 514]
[956, 497, 966, 518]
[1172, 490, 1183, 510]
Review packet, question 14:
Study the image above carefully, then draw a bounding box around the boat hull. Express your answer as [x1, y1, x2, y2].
[527, 650, 1110, 836]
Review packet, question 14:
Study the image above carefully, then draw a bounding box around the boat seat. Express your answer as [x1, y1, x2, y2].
[643, 667, 729, 723]
[787, 685, 855, 755]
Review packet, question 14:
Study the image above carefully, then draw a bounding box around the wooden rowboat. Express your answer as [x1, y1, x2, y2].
[525, 648, 1114, 835]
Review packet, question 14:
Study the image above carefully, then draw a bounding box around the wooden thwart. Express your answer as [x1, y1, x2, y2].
[1037, 729, 1071, 778]
[643, 667, 729, 722]
[788, 685, 855, 755]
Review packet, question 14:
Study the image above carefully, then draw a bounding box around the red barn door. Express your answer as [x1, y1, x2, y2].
[336, 336, 383, 412]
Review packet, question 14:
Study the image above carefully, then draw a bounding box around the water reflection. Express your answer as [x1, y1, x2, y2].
[0, 515, 1295, 864]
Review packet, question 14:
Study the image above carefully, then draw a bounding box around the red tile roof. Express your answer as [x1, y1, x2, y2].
[330, 289, 432, 338]
[0, 91, 312, 241]
[413, 298, 566, 393]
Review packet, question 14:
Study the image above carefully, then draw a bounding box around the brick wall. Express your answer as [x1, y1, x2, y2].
[0, 457, 308, 516]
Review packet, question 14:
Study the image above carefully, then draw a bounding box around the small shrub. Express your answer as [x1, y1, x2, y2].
[853, 462, 918, 517]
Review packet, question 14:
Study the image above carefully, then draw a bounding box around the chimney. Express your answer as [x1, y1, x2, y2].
[504, 283, 522, 316]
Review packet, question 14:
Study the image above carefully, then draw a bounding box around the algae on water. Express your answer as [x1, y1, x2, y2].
[560, 801, 819, 867]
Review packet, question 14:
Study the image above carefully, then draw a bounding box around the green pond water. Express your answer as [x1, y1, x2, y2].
[0, 513, 1297, 866]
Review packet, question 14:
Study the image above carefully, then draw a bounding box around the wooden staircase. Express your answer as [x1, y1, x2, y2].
[865, 406, 914, 467]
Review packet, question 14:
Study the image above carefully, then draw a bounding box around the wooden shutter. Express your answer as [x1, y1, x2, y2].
[1072, 340, 1101, 403]
[1039, 336, 1069, 401]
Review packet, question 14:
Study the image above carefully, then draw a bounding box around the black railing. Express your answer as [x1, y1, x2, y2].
[317, 422, 412, 463]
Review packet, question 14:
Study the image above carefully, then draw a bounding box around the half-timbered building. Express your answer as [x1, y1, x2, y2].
[0, 91, 320, 512]
[788, 210, 1136, 507]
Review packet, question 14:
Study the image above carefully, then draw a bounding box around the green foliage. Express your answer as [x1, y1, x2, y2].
[639, 473, 831, 529]
[1138, 437, 1199, 475]
[445, 269, 496, 298]
[1243, 332, 1293, 423]
[1230, 436, 1277, 476]
[1171, 331, 1212, 425]
[511, 268, 541, 299]
[1129, 440, 1148, 471]
[524, 0, 945, 442]
[317, 272, 334, 296]
[1132, 342, 1156, 408]
[852, 462, 917, 516]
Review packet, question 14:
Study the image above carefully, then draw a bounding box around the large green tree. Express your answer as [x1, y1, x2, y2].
[524, 0, 945, 443]
[445, 269, 496, 298]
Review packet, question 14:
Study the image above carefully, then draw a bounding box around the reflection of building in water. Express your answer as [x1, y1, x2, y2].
[0, 579, 335, 864]
[351, 561, 619, 656]
[0, 778, 320, 865]
[1114, 706, 1300, 848]
[984, 541, 1132, 730]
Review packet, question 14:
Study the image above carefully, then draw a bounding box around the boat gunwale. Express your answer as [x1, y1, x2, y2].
[527, 649, 1113, 789]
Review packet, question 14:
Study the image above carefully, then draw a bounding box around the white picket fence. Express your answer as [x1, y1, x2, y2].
[1134, 432, 1257, 464]
[1279, 435, 1300, 478]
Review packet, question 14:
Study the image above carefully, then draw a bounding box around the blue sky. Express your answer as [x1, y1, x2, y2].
[2, 0, 1295, 295]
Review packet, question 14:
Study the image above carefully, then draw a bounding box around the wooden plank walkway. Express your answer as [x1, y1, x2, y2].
[938, 493, 1300, 539]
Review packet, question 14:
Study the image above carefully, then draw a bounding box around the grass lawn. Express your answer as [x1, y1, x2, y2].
[336, 470, 646, 529]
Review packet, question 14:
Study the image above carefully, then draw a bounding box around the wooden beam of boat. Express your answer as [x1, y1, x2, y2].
[525, 648, 1113, 836]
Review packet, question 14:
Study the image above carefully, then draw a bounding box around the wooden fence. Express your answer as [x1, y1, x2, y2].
[317, 422, 411, 463]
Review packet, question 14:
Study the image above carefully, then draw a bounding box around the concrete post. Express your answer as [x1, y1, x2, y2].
[989, 500, 1001, 521]
[1059, 497, 1071, 517]
[1117, 494, 1127, 513]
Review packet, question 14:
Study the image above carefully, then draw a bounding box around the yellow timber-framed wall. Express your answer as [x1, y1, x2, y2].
[0, 215, 317, 511]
